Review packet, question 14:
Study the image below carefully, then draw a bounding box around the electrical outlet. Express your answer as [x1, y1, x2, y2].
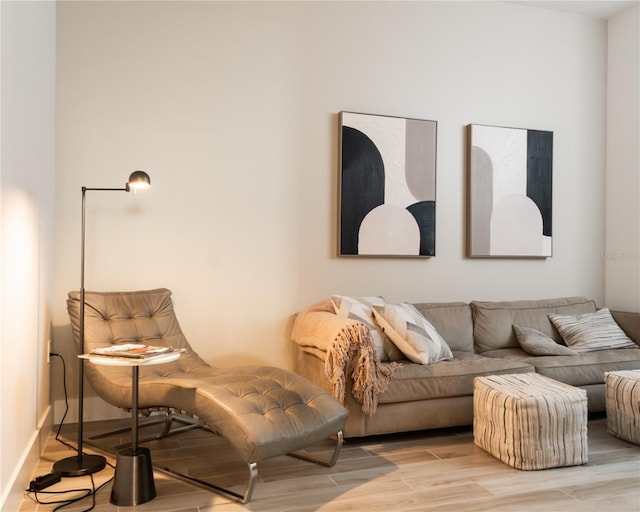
[47, 340, 51, 363]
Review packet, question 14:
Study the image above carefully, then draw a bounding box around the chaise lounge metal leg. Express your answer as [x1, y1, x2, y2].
[88, 410, 202, 450]
[88, 415, 166, 441]
[288, 431, 344, 467]
[153, 432, 343, 504]
[87, 418, 342, 504]
[154, 461, 259, 504]
[84, 422, 259, 503]
[132, 411, 202, 445]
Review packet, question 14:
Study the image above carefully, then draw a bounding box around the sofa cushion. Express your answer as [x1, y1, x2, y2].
[372, 303, 453, 365]
[412, 302, 474, 352]
[548, 308, 637, 352]
[482, 347, 640, 387]
[376, 351, 534, 404]
[513, 325, 578, 356]
[471, 297, 596, 353]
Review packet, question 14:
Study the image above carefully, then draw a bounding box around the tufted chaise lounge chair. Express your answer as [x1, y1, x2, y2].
[67, 288, 347, 503]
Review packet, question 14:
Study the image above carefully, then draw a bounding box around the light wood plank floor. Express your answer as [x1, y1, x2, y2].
[20, 414, 640, 512]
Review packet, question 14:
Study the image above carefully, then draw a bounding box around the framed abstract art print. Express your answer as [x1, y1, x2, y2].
[339, 111, 437, 257]
[467, 124, 553, 258]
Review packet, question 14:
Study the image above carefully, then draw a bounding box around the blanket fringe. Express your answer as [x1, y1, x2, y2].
[325, 323, 400, 415]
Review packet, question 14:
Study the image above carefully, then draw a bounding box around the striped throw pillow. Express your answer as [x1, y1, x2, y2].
[548, 309, 637, 353]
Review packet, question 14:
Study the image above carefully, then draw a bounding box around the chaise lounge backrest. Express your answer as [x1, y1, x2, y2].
[67, 288, 210, 410]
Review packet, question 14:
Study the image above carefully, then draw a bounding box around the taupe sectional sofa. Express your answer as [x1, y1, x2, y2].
[291, 296, 640, 437]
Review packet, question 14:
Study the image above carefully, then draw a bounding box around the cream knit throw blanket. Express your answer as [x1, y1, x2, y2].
[291, 300, 400, 415]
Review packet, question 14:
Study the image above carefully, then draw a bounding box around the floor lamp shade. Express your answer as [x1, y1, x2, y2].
[53, 171, 151, 478]
[127, 170, 151, 191]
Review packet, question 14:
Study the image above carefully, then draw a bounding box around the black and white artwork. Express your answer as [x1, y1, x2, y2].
[468, 124, 553, 258]
[339, 112, 437, 257]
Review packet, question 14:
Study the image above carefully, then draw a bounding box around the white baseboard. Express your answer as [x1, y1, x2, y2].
[1, 406, 52, 512]
[3, 399, 127, 511]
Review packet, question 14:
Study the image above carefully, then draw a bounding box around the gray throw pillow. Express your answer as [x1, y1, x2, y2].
[548, 308, 637, 353]
[513, 325, 577, 356]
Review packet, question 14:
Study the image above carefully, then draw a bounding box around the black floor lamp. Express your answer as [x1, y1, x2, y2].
[53, 170, 151, 477]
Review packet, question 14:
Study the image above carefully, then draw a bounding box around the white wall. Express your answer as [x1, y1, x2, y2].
[54, 1, 610, 420]
[0, 1, 55, 508]
[605, 5, 640, 312]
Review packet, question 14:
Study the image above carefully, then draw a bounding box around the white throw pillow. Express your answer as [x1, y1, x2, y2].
[331, 295, 398, 361]
[548, 308, 637, 353]
[372, 303, 453, 365]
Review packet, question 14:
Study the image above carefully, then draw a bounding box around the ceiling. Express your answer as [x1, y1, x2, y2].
[506, 1, 639, 19]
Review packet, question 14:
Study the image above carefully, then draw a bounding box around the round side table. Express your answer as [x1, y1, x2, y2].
[82, 350, 181, 506]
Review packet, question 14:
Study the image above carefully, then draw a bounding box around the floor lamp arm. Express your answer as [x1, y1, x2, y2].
[52, 176, 147, 477]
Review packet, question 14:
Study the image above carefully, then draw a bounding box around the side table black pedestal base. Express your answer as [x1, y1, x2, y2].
[110, 447, 156, 506]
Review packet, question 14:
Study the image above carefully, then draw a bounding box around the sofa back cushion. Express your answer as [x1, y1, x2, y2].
[412, 302, 474, 352]
[471, 297, 596, 353]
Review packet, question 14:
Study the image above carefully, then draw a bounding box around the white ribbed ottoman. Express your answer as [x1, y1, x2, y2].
[473, 373, 588, 470]
[605, 370, 640, 445]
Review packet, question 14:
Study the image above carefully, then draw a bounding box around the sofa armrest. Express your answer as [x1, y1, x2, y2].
[291, 306, 368, 360]
[611, 310, 640, 345]
[291, 299, 399, 415]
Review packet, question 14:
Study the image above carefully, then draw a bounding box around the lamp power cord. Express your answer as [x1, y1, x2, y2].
[24, 352, 115, 511]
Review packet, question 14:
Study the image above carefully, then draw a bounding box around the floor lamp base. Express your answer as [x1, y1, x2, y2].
[53, 453, 107, 477]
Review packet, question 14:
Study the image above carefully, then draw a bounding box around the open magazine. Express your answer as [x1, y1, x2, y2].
[90, 343, 176, 360]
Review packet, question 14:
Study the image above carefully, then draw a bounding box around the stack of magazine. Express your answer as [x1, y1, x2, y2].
[89, 343, 180, 361]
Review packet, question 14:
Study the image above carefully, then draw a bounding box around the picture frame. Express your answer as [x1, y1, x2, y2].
[467, 123, 553, 258]
[339, 111, 437, 257]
